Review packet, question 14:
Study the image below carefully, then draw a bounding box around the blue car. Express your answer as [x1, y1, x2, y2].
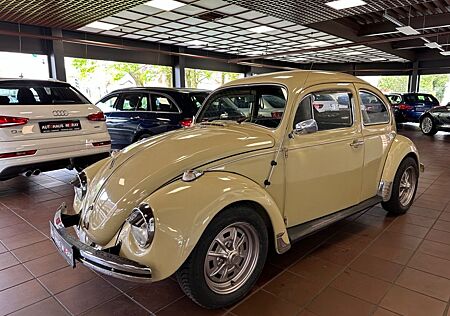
[386, 93, 439, 123]
[96, 88, 210, 149]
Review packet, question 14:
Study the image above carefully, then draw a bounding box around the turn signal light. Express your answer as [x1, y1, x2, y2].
[0, 150, 37, 159]
[87, 112, 106, 121]
[0, 116, 29, 128]
[180, 118, 193, 127]
[398, 104, 414, 110]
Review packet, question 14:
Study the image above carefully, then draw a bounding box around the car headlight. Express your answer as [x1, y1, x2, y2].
[72, 172, 87, 200]
[126, 203, 155, 249]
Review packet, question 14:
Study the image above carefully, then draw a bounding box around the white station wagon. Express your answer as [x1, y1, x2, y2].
[0, 79, 111, 180]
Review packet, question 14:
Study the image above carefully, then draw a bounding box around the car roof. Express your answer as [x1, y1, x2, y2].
[222, 70, 367, 90]
[108, 87, 211, 94]
[0, 78, 69, 86]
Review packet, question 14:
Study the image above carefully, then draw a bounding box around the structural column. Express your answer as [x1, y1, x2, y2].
[48, 28, 66, 81]
[173, 47, 186, 88]
[409, 61, 419, 93]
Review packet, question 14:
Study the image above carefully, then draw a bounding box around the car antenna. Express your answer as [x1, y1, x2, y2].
[264, 62, 315, 188]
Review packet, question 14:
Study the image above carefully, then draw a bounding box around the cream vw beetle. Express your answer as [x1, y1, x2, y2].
[50, 70, 422, 308]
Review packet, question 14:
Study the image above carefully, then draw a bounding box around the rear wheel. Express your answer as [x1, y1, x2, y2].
[382, 157, 418, 215]
[420, 116, 438, 135]
[176, 205, 268, 309]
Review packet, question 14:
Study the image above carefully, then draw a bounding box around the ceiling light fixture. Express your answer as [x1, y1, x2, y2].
[345, 51, 364, 55]
[325, 0, 367, 10]
[306, 41, 328, 47]
[370, 57, 386, 61]
[185, 40, 208, 47]
[425, 42, 442, 49]
[440, 51, 450, 56]
[249, 26, 275, 33]
[144, 0, 186, 11]
[396, 26, 420, 36]
[85, 21, 118, 30]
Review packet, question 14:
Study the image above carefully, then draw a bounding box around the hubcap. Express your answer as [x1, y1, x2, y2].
[399, 166, 417, 207]
[421, 117, 433, 133]
[204, 222, 259, 295]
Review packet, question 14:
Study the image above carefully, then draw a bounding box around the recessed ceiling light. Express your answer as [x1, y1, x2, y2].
[396, 26, 420, 36]
[85, 21, 118, 30]
[345, 51, 364, 55]
[306, 41, 328, 47]
[185, 40, 207, 47]
[440, 51, 450, 56]
[249, 26, 275, 33]
[325, 0, 367, 10]
[425, 42, 442, 49]
[246, 51, 266, 56]
[371, 57, 386, 61]
[144, 0, 186, 11]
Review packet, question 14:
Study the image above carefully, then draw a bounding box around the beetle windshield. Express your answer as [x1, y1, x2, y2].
[197, 85, 287, 129]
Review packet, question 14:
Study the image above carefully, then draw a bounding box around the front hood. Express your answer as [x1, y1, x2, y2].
[83, 123, 275, 245]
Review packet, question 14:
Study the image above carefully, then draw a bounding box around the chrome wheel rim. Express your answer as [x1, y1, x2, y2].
[204, 222, 259, 295]
[421, 117, 433, 133]
[399, 166, 417, 207]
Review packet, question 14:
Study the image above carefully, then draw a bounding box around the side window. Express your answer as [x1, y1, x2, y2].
[117, 94, 149, 111]
[359, 91, 390, 125]
[96, 95, 118, 112]
[294, 91, 353, 131]
[151, 94, 179, 113]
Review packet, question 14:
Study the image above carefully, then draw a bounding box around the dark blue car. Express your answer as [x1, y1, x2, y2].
[386, 93, 439, 123]
[96, 88, 210, 149]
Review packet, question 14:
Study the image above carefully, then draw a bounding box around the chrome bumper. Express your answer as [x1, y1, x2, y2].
[50, 204, 152, 283]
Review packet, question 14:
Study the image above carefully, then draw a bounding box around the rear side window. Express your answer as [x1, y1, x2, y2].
[360, 91, 390, 125]
[151, 94, 179, 113]
[96, 95, 118, 112]
[190, 93, 208, 110]
[404, 94, 439, 104]
[117, 94, 149, 111]
[0, 85, 90, 105]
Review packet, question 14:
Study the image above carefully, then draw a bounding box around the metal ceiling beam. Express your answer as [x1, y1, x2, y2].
[358, 12, 450, 37]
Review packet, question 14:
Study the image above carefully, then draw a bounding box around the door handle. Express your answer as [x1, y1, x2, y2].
[350, 139, 364, 148]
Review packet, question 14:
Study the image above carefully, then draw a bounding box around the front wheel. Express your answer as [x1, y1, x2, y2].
[176, 205, 268, 309]
[420, 116, 438, 135]
[382, 157, 419, 215]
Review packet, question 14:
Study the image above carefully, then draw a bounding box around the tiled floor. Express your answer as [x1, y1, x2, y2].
[0, 124, 450, 316]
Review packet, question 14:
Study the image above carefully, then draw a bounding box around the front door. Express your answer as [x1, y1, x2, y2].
[284, 84, 364, 227]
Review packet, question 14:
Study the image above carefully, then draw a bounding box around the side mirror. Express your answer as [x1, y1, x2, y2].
[293, 119, 318, 136]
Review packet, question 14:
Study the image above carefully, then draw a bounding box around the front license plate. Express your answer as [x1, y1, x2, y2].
[50, 221, 75, 267]
[39, 120, 81, 133]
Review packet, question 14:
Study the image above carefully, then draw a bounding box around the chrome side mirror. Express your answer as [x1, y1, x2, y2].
[293, 119, 318, 135]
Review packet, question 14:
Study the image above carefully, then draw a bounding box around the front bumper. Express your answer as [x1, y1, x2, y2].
[50, 204, 152, 283]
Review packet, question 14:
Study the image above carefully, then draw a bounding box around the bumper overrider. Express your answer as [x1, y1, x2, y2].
[49, 203, 152, 283]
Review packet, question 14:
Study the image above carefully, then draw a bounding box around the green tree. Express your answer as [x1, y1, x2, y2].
[185, 69, 214, 88]
[71, 58, 99, 79]
[419, 74, 449, 102]
[108, 63, 172, 87]
[377, 76, 408, 93]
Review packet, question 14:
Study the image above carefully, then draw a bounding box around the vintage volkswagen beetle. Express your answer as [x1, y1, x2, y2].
[50, 70, 422, 308]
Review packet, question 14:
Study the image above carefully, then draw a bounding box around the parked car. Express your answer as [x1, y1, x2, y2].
[51, 71, 422, 309]
[312, 93, 339, 112]
[0, 79, 110, 181]
[96, 88, 210, 149]
[386, 93, 439, 123]
[419, 102, 450, 135]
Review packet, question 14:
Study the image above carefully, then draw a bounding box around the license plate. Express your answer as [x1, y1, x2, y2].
[39, 120, 81, 133]
[50, 221, 75, 267]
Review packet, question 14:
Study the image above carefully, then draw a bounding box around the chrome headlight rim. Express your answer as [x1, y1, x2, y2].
[127, 203, 155, 249]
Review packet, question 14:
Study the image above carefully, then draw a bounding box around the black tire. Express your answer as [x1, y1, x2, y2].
[382, 157, 419, 215]
[135, 133, 151, 142]
[420, 116, 438, 135]
[176, 205, 268, 309]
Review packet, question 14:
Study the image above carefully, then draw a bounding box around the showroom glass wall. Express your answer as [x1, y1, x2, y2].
[358, 75, 409, 93]
[185, 68, 244, 90]
[419, 74, 450, 105]
[64, 57, 173, 103]
[0, 52, 49, 79]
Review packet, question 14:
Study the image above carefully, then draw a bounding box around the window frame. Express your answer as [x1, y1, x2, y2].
[359, 89, 391, 126]
[149, 92, 182, 114]
[294, 89, 355, 133]
[96, 94, 119, 112]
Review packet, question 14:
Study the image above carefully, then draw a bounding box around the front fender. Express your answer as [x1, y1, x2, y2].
[379, 135, 420, 200]
[118, 171, 289, 281]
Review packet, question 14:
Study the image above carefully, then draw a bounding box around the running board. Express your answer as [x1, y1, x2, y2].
[287, 196, 382, 244]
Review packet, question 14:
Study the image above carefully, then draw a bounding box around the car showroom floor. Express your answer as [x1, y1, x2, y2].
[0, 126, 449, 316]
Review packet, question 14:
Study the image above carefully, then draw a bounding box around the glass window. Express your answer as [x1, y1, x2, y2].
[197, 85, 287, 129]
[294, 91, 353, 131]
[190, 92, 209, 110]
[359, 91, 390, 125]
[386, 94, 402, 105]
[358, 75, 409, 93]
[96, 95, 118, 112]
[185, 68, 244, 90]
[0, 84, 90, 105]
[117, 94, 149, 111]
[0, 52, 49, 79]
[151, 94, 179, 112]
